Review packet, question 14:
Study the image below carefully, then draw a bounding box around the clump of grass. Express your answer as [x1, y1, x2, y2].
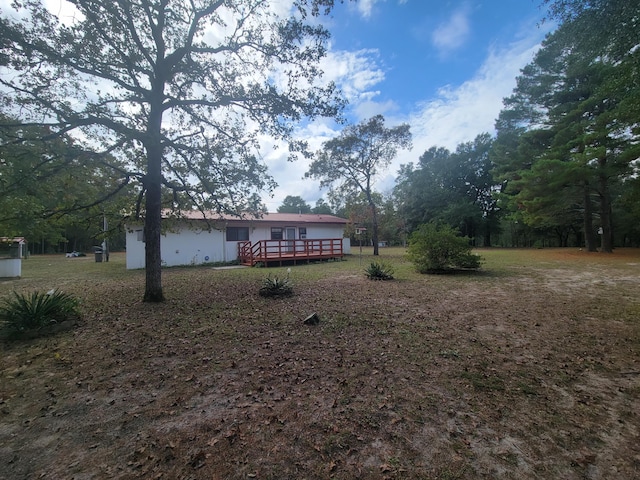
[0, 289, 80, 335]
[364, 261, 394, 280]
[259, 270, 293, 297]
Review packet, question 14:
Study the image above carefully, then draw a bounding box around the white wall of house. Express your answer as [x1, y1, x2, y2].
[126, 224, 227, 269]
[126, 221, 350, 269]
[125, 227, 145, 269]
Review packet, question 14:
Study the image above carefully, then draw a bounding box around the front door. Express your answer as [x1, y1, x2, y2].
[286, 227, 296, 252]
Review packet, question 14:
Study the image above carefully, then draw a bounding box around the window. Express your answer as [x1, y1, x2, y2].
[136, 229, 145, 242]
[270, 227, 283, 240]
[226, 227, 249, 241]
[299, 227, 307, 239]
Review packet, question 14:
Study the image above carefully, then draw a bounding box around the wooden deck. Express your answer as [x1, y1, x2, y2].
[238, 238, 344, 266]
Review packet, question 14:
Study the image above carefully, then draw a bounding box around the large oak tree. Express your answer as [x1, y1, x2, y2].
[0, 0, 344, 301]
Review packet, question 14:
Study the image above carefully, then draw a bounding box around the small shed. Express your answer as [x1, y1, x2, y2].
[0, 237, 26, 278]
[0, 237, 28, 259]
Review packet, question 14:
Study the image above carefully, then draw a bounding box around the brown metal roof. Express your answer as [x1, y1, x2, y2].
[166, 210, 348, 225]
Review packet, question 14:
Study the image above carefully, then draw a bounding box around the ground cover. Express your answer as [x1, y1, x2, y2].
[1, 248, 639, 479]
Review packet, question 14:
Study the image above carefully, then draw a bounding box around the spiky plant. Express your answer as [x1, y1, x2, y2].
[364, 261, 395, 280]
[259, 274, 293, 297]
[0, 290, 80, 334]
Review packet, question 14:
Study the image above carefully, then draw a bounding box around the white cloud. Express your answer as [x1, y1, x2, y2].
[354, 98, 398, 120]
[259, 119, 339, 211]
[353, 0, 408, 19]
[356, 0, 378, 18]
[319, 48, 385, 102]
[267, 28, 546, 207]
[431, 4, 472, 55]
[373, 35, 544, 195]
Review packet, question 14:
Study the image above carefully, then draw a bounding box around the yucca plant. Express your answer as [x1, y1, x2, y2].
[364, 261, 394, 280]
[0, 290, 80, 334]
[259, 273, 293, 297]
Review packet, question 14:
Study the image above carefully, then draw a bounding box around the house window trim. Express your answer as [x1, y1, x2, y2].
[226, 226, 249, 241]
[270, 227, 283, 240]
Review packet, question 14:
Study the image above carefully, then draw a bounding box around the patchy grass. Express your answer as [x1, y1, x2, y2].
[1, 248, 639, 479]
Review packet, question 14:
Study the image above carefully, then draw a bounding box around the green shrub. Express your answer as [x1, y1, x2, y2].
[259, 273, 293, 297]
[407, 222, 482, 273]
[364, 261, 394, 280]
[0, 289, 80, 334]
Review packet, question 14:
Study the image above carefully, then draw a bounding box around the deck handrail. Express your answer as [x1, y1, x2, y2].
[238, 238, 343, 266]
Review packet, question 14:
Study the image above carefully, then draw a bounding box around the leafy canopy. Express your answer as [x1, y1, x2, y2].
[306, 114, 411, 255]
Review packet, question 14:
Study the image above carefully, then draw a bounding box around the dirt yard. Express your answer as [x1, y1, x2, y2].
[1, 248, 639, 479]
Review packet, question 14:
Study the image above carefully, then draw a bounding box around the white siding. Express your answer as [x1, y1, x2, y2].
[160, 227, 226, 267]
[126, 224, 227, 269]
[125, 227, 145, 269]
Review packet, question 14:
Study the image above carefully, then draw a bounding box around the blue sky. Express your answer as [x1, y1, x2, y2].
[265, 0, 554, 211]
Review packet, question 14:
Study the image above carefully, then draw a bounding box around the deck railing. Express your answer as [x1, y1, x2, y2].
[238, 238, 343, 266]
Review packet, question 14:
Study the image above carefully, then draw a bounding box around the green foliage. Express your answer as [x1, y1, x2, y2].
[2, 0, 345, 301]
[259, 274, 293, 298]
[0, 115, 133, 252]
[407, 223, 482, 273]
[394, 134, 499, 246]
[277, 195, 312, 214]
[0, 290, 80, 335]
[364, 261, 394, 281]
[307, 115, 412, 255]
[492, 0, 640, 249]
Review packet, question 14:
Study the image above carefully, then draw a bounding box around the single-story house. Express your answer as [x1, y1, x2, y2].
[125, 212, 351, 269]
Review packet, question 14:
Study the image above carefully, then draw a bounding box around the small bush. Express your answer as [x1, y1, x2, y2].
[0, 290, 80, 335]
[407, 222, 482, 273]
[259, 274, 293, 297]
[364, 261, 394, 280]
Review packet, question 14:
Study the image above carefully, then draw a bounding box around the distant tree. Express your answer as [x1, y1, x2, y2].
[395, 134, 499, 246]
[306, 115, 411, 255]
[277, 195, 312, 214]
[311, 198, 333, 214]
[1, 0, 344, 302]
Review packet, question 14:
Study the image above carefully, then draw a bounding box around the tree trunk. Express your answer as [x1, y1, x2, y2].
[598, 174, 614, 253]
[597, 154, 613, 253]
[483, 223, 491, 248]
[143, 99, 165, 302]
[143, 148, 165, 302]
[583, 183, 597, 251]
[371, 202, 379, 256]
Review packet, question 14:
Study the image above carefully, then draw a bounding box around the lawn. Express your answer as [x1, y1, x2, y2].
[1, 248, 639, 479]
